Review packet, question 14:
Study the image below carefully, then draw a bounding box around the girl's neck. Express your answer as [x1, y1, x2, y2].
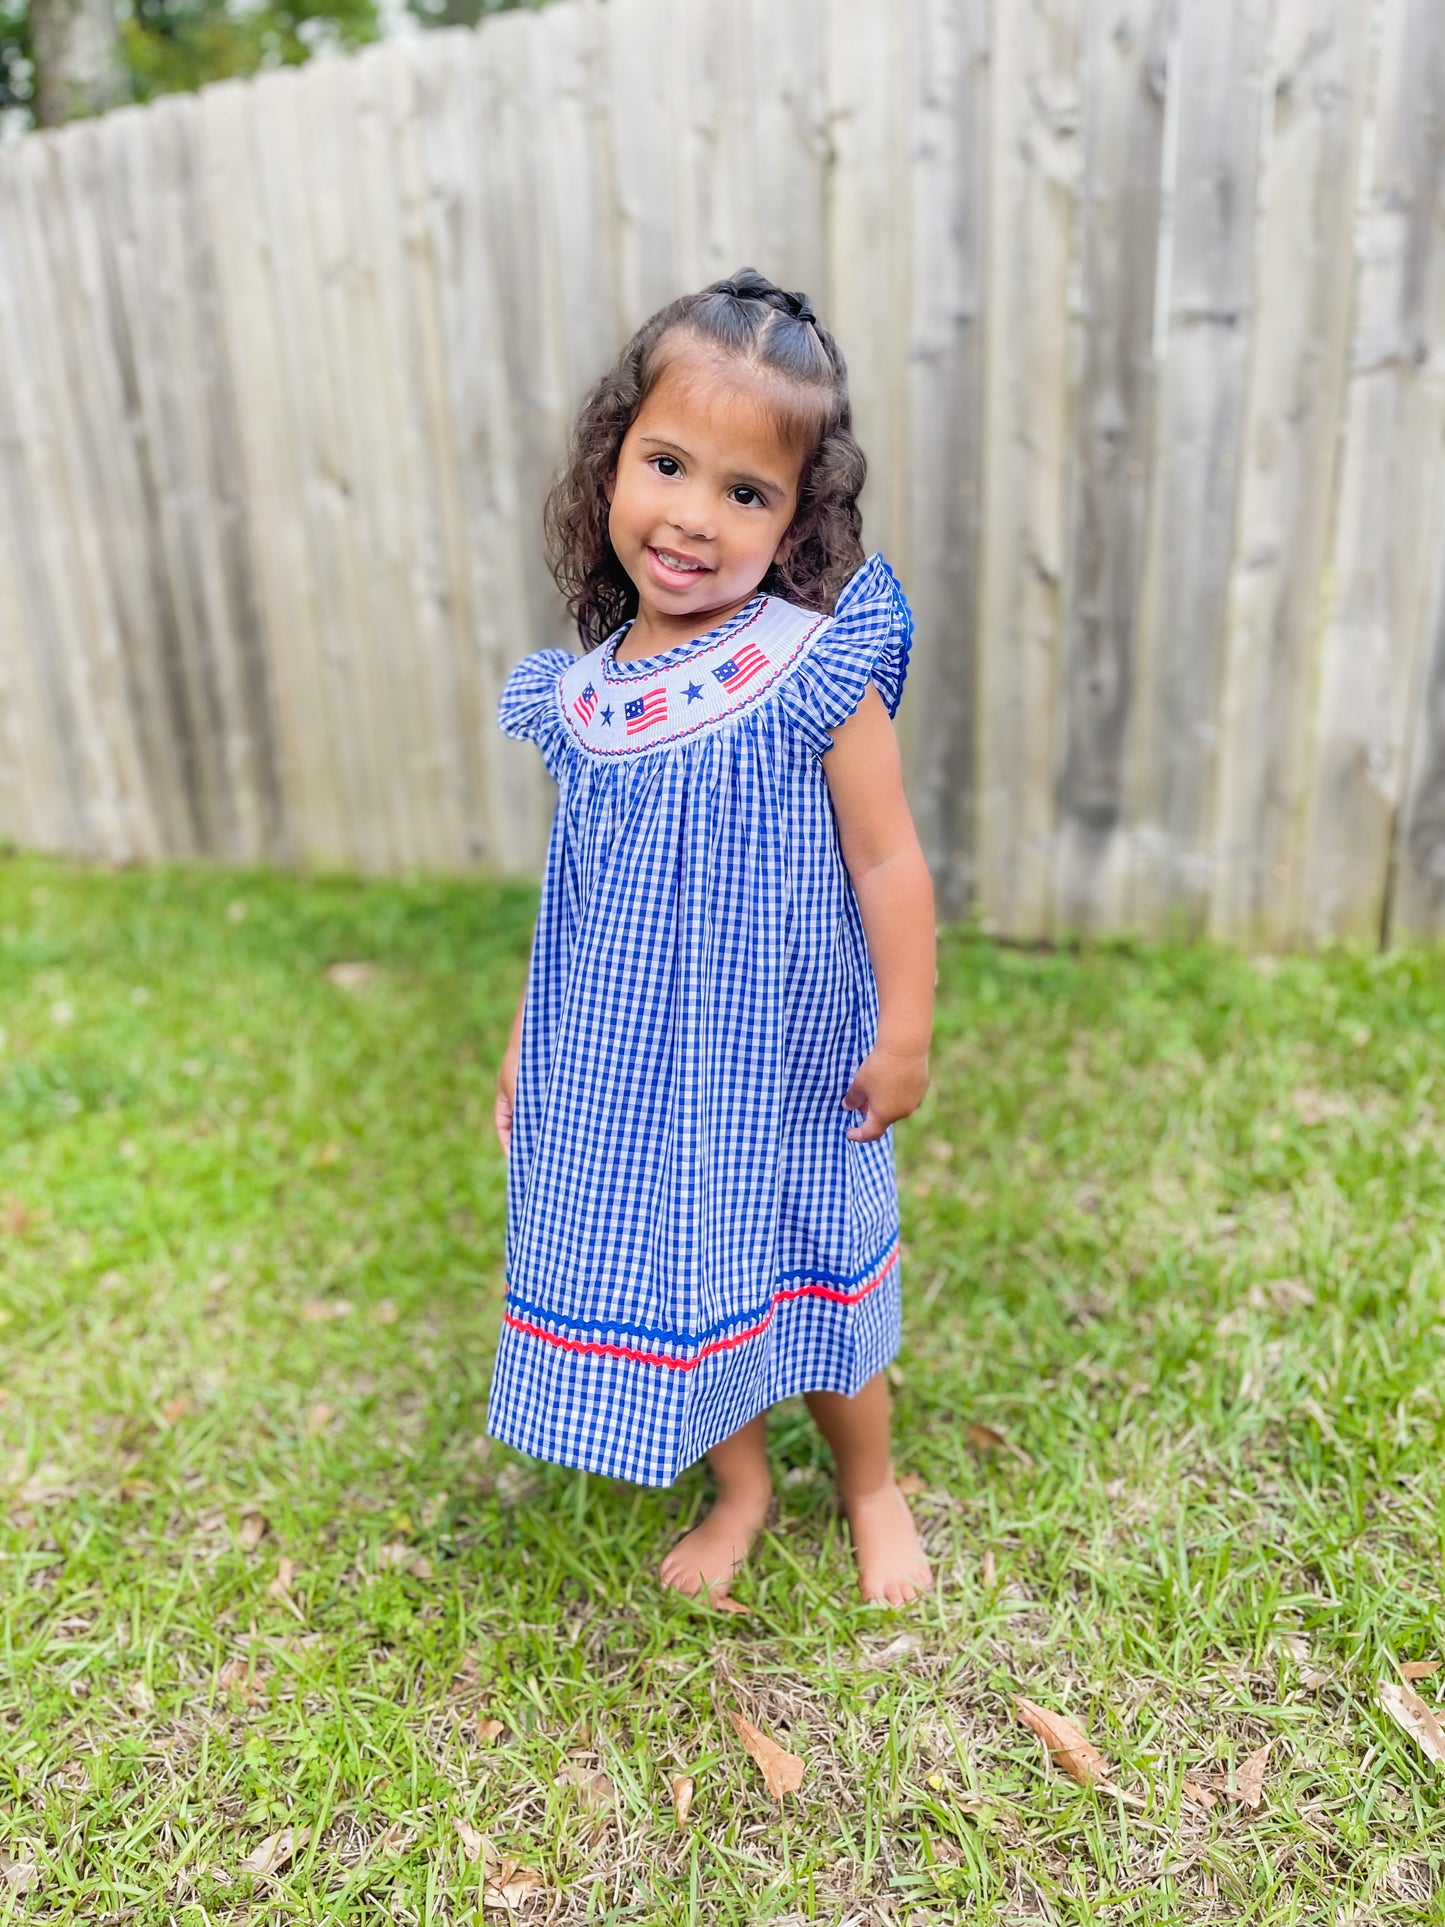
[615, 589, 763, 663]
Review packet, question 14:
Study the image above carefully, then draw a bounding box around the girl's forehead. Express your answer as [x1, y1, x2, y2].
[635, 352, 805, 472]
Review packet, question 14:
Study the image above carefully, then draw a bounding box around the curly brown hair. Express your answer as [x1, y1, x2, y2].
[544, 269, 867, 649]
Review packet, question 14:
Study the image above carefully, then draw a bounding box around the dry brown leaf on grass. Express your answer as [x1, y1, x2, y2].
[217, 1658, 266, 1705]
[475, 1717, 505, 1742]
[158, 1392, 191, 1428]
[1234, 1742, 1271, 1809]
[0, 1851, 38, 1895]
[729, 1711, 805, 1798]
[964, 1422, 1009, 1453]
[267, 1557, 297, 1600]
[1400, 1660, 1440, 1682]
[554, 1761, 615, 1808]
[868, 1632, 922, 1668]
[1379, 1681, 1445, 1767]
[1181, 1779, 1219, 1810]
[370, 1298, 400, 1326]
[671, 1774, 695, 1826]
[1014, 1699, 1111, 1788]
[454, 1817, 485, 1861]
[896, 1473, 929, 1495]
[482, 1845, 543, 1913]
[981, 1548, 997, 1588]
[238, 1826, 310, 1878]
[709, 1594, 752, 1615]
[304, 1402, 334, 1439]
[237, 1508, 268, 1550]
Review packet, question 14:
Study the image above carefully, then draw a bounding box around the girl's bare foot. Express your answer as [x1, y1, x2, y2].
[804, 1376, 932, 1605]
[660, 1411, 772, 1602]
[659, 1487, 772, 1601]
[842, 1478, 933, 1605]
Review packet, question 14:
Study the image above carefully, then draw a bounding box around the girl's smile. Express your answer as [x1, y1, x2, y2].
[608, 352, 805, 657]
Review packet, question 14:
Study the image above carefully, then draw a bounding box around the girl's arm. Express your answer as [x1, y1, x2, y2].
[821, 683, 936, 1143]
[495, 988, 527, 1154]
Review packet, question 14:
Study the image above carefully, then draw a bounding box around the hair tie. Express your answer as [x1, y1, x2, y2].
[792, 298, 817, 326]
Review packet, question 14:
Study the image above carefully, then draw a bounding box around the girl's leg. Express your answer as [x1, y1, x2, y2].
[805, 1372, 933, 1605]
[659, 1411, 772, 1600]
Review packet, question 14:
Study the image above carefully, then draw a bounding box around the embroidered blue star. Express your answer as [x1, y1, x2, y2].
[684, 681, 704, 705]
[600, 705, 614, 727]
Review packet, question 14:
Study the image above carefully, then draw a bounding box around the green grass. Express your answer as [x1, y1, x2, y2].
[1, 853, 1443, 1925]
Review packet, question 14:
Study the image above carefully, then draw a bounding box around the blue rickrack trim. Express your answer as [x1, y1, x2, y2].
[502, 1227, 901, 1352]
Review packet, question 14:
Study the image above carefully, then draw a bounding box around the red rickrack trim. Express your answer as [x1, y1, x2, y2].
[502, 1240, 899, 1373]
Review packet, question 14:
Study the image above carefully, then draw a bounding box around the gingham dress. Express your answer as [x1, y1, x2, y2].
[487, 553, 913, 1486]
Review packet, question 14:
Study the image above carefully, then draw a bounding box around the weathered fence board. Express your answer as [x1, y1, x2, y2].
[902, 0, 989, 919]
[1126, 0, 1269, 938]
[975, 0, 1082, 942]
[1207, 0, 1372, 949]
[1052, 0, 1173, 939]
[4, 0, 1445, 951]
[1382, 0, 1445, 944]
[1303, 0, 1445, 942]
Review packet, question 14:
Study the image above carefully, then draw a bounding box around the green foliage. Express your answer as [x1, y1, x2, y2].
[119, 0, 378, 104]
[0, 0, 33, 119]
[2, 856, 1444, 1921]
[405, 0, 551, 30]
[2, 0, 552, 129]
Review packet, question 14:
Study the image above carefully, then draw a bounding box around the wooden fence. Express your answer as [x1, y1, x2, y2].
[2, 0, 1444, 946]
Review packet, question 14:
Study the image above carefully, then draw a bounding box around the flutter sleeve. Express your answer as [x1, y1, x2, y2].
[497, 647, 576, 779]
[774, 553, 914, 757]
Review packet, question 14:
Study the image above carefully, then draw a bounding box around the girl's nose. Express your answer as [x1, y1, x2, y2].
[670, 497, 714, 542]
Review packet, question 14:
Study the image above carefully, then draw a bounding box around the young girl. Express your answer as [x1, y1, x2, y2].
[491, 270, 936, 1608]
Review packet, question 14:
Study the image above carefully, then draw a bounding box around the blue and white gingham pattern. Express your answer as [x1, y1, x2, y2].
[489, 554, 914, 1486]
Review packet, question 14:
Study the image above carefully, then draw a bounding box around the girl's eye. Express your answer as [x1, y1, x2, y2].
[653, 456, 682, 478]
[730, 486, 763, 508]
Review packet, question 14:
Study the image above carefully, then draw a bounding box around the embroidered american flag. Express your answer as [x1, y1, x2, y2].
[625, 689, 667, 735]
[574, 682, 598, 725]
[712, 641, 769, 690]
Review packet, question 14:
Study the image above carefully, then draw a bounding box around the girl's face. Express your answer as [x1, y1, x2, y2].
[607, 348, 806, 647]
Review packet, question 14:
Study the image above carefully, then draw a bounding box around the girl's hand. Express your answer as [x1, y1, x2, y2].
[495, 1041, 519, 1156]
[841, 1048, 929, 1142]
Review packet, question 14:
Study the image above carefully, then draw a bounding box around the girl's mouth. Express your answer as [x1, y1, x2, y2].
[647, 546, 713, 586]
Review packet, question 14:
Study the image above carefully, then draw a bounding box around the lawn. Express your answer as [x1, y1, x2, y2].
[1, 853, 1443, 1925]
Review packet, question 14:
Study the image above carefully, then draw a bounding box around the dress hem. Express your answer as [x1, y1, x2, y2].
[484, 1336, 904, 1489]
